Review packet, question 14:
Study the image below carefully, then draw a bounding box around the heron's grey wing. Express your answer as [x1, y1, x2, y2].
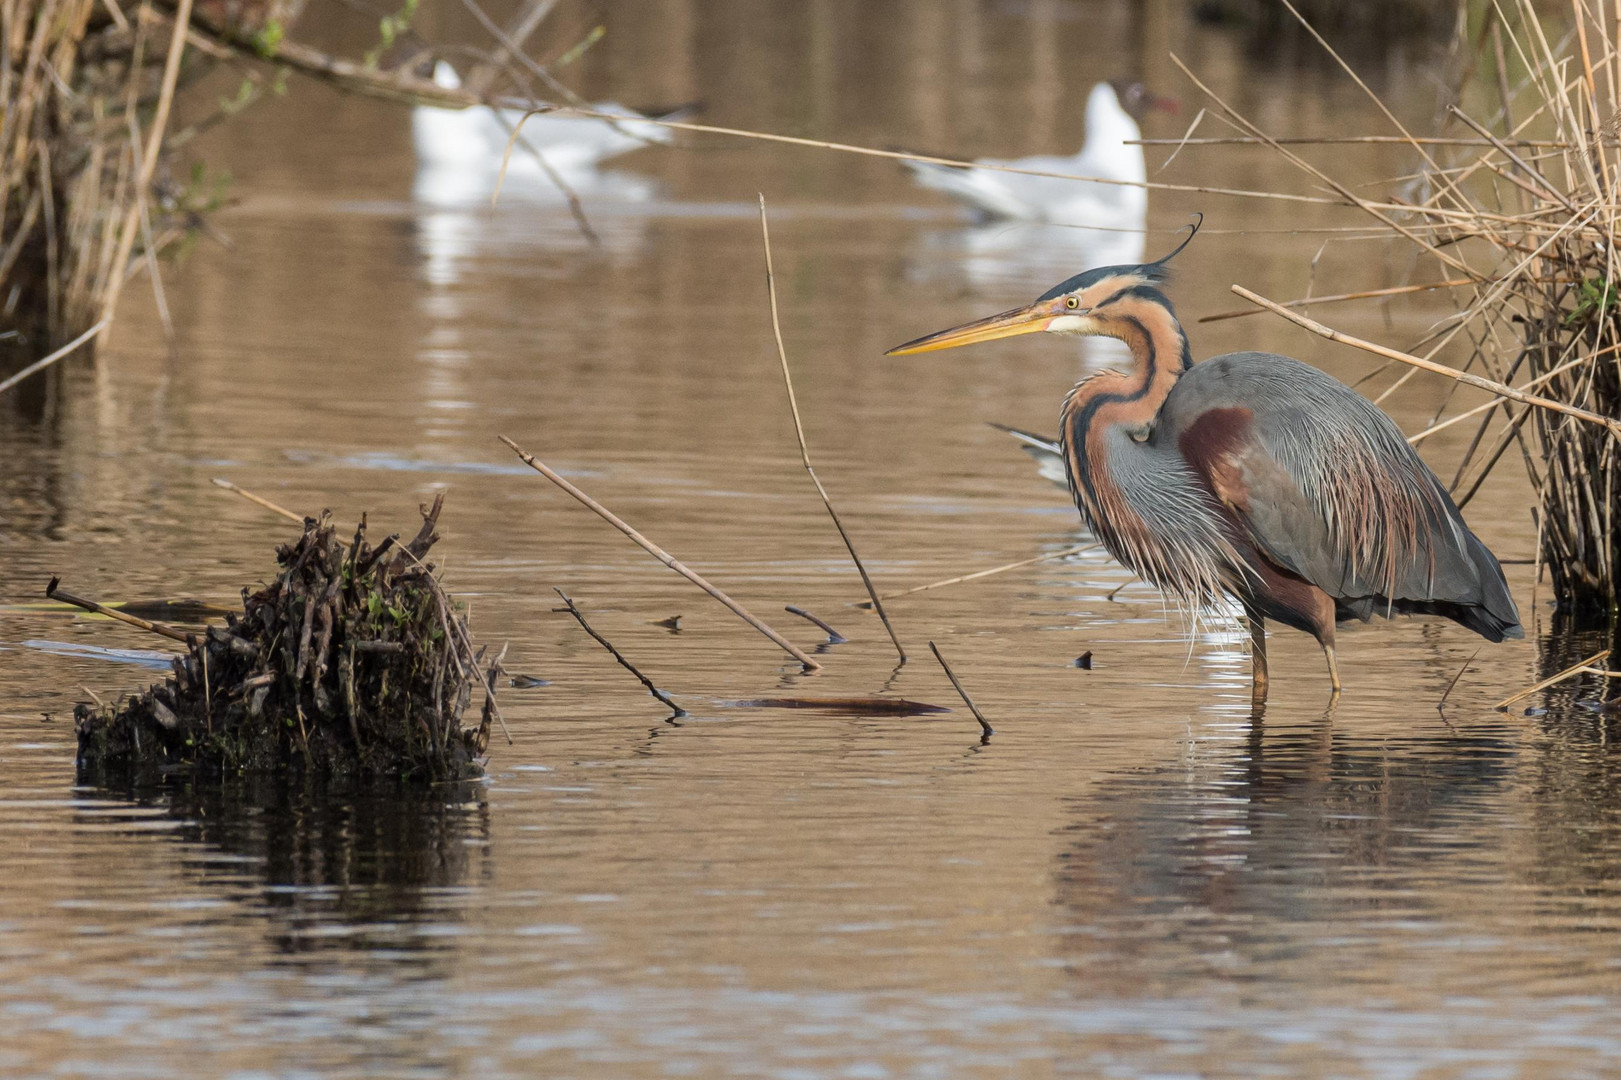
[1165, 352, 1521, 638]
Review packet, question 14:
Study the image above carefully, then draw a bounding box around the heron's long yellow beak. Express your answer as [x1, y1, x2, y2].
[884, 297, 1070, 355]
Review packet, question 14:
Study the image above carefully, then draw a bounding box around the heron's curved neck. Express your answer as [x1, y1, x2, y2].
[1060, 293, 1191, 537]
[1091, 290, 1190, 422]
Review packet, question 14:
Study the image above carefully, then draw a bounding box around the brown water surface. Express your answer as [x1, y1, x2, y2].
[3, 3, 1618, 1077]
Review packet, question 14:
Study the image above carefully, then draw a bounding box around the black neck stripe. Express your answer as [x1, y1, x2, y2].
[1063, 315, 1157, 505]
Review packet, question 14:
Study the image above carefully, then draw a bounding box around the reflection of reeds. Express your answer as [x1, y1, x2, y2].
[1187, 1, 1621, 621]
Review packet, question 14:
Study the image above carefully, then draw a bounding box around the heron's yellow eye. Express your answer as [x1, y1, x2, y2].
[1065, 296, 1079, 310]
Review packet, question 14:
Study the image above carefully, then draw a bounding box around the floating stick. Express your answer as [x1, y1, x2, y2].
[785, 605, 847, 644]
[554, 589, 684, 718]
[46, 576, 189, 644]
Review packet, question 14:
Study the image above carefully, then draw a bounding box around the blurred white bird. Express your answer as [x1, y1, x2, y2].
[411, 61, 690, 204]
[903, 81, 1176, 224]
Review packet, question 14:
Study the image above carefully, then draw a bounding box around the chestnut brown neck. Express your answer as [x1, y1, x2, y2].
[1075, 290, 1190, 427]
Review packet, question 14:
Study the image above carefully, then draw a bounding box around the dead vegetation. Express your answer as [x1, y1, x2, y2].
[0, 0, 279, 367]
[1176, 0, 1621, 623]
[73, 496, 503, 782]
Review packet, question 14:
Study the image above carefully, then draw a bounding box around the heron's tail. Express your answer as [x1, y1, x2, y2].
[1455, 529, 1524, 641]
[1337, 529, 1523, 642]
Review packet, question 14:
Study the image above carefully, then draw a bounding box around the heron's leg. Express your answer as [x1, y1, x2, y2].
[1322, 642, 1342, 708]
[1246, 609, 1268, 705]
[1322, 643, 1341, 691]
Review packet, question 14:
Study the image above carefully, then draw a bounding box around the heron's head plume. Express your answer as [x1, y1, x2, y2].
[885, 215, 1202, 356]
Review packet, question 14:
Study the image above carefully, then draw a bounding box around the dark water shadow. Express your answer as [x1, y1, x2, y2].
[75, 774, 491, 972]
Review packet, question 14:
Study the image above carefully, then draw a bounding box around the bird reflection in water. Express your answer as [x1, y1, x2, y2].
[1050, 714, 1520, 982]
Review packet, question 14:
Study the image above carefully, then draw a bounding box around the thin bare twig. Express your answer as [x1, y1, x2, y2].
[1198, 279, 1478, 324]
[499, 435, 822, 670]
[46, 576, 189, 643]
[512, 106, 1344, 207]
[1169, 51, 1478, 278]
[1129, 136, 1578, 147]
[1438, 647, 1482, 710]
[856, 544, 1098, 608]
[1446, 104, 1580, 213]
[210, 478, 354, 547]
[759, 195, 904, 662]
[101, 0, 193, 326]
[554, 588, 684, 718]
[785, 605, 847, 644]
[190, 16, 487, 106]
[1409, 354, 1592, 446]
[928, 641, 993, 739]
[123, 109, 173, 345]
[486, 107, 598, 243]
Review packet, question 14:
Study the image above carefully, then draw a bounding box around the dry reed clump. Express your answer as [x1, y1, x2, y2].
[3, 0, 177, 362]
[74, 496, 503, 783]
[0, 0, 575, 387]
[0, 0, 303, 377]
[1412, 1, 1621, 620]
[1190, 0, 1621, 621]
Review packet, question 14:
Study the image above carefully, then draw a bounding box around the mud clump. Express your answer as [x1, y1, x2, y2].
[75, 496, 503, 782]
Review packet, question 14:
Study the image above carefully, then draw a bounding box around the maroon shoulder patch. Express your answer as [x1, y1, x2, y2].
[1177, 406, 1255, 511]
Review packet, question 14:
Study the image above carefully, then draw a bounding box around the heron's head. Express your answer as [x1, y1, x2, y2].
[885, 216, 1201, 357]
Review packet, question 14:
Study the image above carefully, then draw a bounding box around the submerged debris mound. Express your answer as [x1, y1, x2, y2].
[75, 497, 502, 781]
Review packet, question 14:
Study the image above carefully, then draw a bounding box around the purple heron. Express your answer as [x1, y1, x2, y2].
[887, 223, 1522, 702]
